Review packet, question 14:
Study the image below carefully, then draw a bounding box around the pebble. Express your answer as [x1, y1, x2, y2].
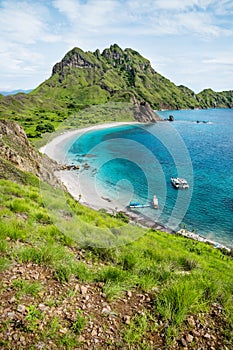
[204, 333, 211, 339]
[74, 284, 80, 291]
[192, 329, 200, 337]
[78, 335, 85, 342]
[127, 291, 132, 298]
[38, 303, 47, 311]
[180, 337, 187, 347]
[91, 329, 97, 336]
[186, 334, 193, 343]
[17, 304, 26, 313]
[102, 307, 112, 315]
[187, 316, 196, 327]
[59, 328, 68, 334]
[80, 285, 88, 295]
[9, 296, 16, 304]
[123, 315, 131, 325]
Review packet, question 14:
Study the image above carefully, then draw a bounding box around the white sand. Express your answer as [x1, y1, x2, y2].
[40, 122, 140, 212]
[40, 122, 232, 250]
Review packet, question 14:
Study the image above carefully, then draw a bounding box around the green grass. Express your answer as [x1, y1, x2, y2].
[0, 256, 11, 271]
[71, 310, 87, 335]
[12, 279, 43, 298]
[124, 314, 148, 345]
[0, 176, 233, 347]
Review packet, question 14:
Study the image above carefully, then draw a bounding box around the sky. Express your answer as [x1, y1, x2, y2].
[0, 0, 233, 93]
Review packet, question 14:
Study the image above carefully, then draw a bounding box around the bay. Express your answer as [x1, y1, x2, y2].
[67, 108, 233, 247]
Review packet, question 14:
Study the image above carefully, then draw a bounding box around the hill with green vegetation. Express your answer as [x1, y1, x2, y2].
[0, 46, 233, 348]
[0, 119, 233, 349]
[0, 44, 233, 140]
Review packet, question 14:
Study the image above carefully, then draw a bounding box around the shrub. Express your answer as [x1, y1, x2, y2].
[35, 122, 55, 133]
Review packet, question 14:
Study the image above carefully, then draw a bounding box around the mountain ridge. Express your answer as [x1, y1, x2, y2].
[0, 44, 232, 138]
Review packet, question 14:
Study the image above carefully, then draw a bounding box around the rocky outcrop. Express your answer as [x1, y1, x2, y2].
[131, 96, 162, 122]
[0, 120, 59, 186]
[52, 48, 96, 75]
[0, 120, 39, 173]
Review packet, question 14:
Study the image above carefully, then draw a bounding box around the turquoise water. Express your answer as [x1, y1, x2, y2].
[67, 109, 233, 247]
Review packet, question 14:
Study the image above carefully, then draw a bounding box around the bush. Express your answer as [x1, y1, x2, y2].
[35, 122, 55, 133]
[115, 211, 129, 223]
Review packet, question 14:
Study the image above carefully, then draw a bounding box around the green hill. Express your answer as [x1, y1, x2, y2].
[0, 44, 232, 140]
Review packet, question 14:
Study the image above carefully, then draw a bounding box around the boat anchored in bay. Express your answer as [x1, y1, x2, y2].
[171, 177, 189, 189]
[129, 195, 159, 209]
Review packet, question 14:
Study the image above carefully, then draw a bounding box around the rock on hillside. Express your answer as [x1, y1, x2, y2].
[0, 120, 59, 186]
[0, 120, 40, 174]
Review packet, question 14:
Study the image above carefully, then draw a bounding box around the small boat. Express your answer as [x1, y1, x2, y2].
[171, 177, 189, 189]
[129, 194, 159, 209]
[129, 201, 150, 208]
[152, 195, 159, 208]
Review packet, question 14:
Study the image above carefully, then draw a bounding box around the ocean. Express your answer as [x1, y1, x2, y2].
[66, 108, 233, 247]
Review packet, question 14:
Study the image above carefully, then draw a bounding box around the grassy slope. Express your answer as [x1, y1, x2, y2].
[0, 166, 233, 348]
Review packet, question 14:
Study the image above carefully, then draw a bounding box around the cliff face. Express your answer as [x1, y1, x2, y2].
[52, 49, 96, 75]
[0, 120, 59, 185]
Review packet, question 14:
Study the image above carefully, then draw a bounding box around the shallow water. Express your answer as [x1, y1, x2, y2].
[66, 108, 233, 247]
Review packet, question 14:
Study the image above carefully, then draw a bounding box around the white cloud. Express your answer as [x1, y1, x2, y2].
[50, 0, 233, 43]
[0, 0, 60, 44]
[53, 0, 119, 27]
[203, 55, 233, 65]
[0, 0, 233, 91]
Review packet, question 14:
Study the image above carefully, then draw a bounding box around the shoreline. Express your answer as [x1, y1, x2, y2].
[40, 122, 232, 252]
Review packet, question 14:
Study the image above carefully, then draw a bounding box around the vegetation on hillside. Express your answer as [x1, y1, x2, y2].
[0, 44, 233, 141]
[0, 173, 233, 349]
[0, 134, 233, 348]
[0, 43, 233, 349]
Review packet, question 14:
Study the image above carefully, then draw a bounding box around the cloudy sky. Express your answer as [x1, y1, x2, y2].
[0, 0, 233, 93]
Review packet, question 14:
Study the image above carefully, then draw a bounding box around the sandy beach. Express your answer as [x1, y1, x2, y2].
[40, 122, 139, 163]
[40, 122, 143, 213]
[40, 122, 231, 251]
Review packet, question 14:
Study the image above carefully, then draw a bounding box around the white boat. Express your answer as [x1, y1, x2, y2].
[171, 177, 189, 189]
[152, 195, 159, 208]
[129, 194, 158, 209]
[129, 201, 150, 208]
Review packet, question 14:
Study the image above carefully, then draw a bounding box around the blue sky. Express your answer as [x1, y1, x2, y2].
[0, 0, 233, 92]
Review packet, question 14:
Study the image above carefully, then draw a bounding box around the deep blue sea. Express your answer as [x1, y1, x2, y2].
[67, 109, 233, 247]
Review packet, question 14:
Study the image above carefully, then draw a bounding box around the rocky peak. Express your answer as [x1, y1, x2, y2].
[52, 47, 96, 75]
[52, 44, 153, 77]
[101, 43, 124, 62]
